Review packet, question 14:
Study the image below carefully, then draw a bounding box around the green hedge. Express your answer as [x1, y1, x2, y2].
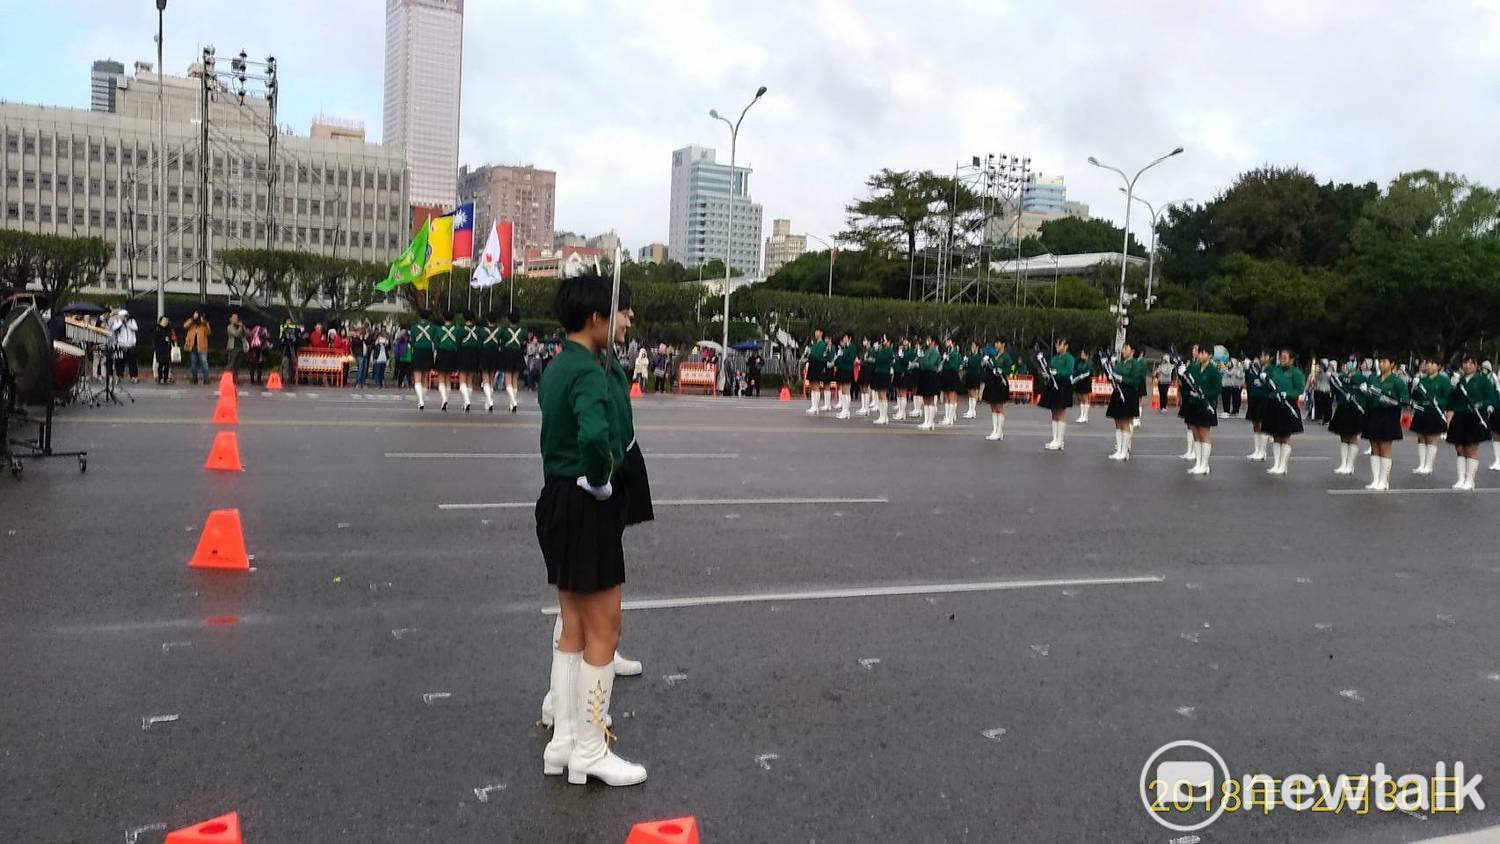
[1128, 310, 1249, 352]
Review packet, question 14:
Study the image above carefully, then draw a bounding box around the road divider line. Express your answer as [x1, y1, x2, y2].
[387, 451, 738, 459]
[1327, 487, 1500, 496]
[541, 574, 1164, 613]
[439, 496, 888, 511]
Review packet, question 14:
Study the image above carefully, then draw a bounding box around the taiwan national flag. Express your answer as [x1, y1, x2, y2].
[450, 202, 475, 262]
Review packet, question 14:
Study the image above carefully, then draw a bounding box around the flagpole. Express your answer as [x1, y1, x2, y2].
[508, 221, 515, 313]
[607, 246, 623, 362]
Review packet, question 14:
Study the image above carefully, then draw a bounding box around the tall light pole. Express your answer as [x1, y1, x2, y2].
[804, 233, 835, 297]
[155, 0, 168, 319]
[1120, 189, 1191, 311]
[709, 85, 766, 395]
[1088, 146, 1183, 351]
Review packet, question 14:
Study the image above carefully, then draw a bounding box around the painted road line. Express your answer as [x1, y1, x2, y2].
[439, 496, 889, 511]
[1327, 487, 1500, 496]
[386, 451, 738, 459]
[540, 574, 1164, 614]
[1133, 454, 1330, 461]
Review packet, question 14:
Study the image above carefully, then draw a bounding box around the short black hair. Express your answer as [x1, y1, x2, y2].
[552, 270, 632, 333]
[417, 309, 431, 320]
[508, 309, 521, 324]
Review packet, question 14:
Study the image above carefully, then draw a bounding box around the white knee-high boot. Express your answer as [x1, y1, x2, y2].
[542, 649, 580, 775]
[482, 381, 494, 410]
[965, 395, 977, 418]
[894, 395, 907, 420]
[919, 403, 935, 430]
[437, 380, 450, 409]
[414, 381, 426, 409]
[506, 383, 519, 410]
[566, 659, 646, 786]
[1181, 431, 1196, 460]
[1365, 454, 1381, 489]
[1491, 441, 1500, 470]
[1123, 429, 1134, 459]
[822, 389, 833, 411]
[837, 390, 851, 419]
[986, 412, 1003, 441]
[1109, 429, 1124, 460]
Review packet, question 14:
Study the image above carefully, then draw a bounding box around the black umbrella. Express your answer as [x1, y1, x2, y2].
[60, 301, 108, 316]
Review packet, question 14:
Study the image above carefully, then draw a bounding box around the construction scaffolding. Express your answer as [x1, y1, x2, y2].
[914, 153, 1046, 306]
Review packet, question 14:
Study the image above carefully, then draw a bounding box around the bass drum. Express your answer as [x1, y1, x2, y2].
[0, 305, 55, 404]
[53, 340, 86, 395]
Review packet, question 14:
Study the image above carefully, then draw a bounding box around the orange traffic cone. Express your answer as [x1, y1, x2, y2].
[204, 432, 244, 472]
[629, 381, 644, 399]
[218, 380, 238, 404]
[219, 370, 234, 387]
[265, 371, 283, 391]
[626, 817, 699, 844]
[165, 812, 241, 844]
[212, 398, 239, 425]
[778, 385, 792, 402]
[189, 509, 250, 571]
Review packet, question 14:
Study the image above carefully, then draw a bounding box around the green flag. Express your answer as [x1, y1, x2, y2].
[376, 221, 432, 293]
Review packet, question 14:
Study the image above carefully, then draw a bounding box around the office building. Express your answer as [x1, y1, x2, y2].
[458, 163, 555, 252]
[523, 245, 601, 279]
[668, 144, 763, 275]
[638, 242, 667, 265]
[1, 64, 408, 295]
[383, 0, 464, 209]
[1022, 174, 1068, 216]
[763, 218, 806, 276]
[90, 59, 125, 113]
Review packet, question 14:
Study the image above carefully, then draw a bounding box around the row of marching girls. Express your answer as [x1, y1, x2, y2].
[405, 310, 528, 412]
[1326, 352, 1497, 491]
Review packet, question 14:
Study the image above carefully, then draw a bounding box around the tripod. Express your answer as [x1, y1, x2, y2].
[99, 343, 135, 406]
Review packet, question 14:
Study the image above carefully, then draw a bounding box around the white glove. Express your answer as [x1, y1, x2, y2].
[576, 476, 613, 501]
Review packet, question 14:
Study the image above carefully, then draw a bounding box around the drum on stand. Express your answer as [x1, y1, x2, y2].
[53, 340, 86, 397]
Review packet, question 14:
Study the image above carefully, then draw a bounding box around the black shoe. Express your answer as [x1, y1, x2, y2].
[441, 401, 448, 411]
[510, 404, 517, 414]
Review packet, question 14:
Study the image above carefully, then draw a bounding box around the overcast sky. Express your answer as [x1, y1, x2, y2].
[4, 0, 1499, 258]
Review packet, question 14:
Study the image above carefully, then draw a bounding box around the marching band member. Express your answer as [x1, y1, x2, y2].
[821, 331, 837, 411]
[434, 312, 460, 411]
[940, 338, 964, 426]
[1105, 342, 1148, 460]
[871, 335, 894, 424]
[1328, 358, 1365, 475]
[981, 337, 1015, 441]
[1072, 348, 1094, 424]
[1180, 344, 1222, 475]
[805, 328, 828, 415]
[1263, 348, 1306, 476]
[1244, 351, 1273, 460]
[964, 341, 985, 419]
[409, 310, 436, 410]
[1445, 354, 1497, 491]
[501, 310, 526, 412]
[917, 335, 942, 430]
[834, 332, 857, 419]
[1178, 344, 1200, 461]
[458, 312, 482, 411]
[1041, 337, 1075, 450]
[1358, 352, 1408, 490]
[857, 337, 876, 416]
[1409, 356, 1451, 475]
[894, 337, 916, 420]
[1489, 360, 1500, 470]
[480, 312, 502, 412]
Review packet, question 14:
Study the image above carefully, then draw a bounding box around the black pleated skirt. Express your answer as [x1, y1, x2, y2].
[1409, 408, 1448, 436]
[871, 372, 892, 391]
[981, 372, 1010, 405]
[1361, 406, 1403, 442]
[939, 369, 962, 394]
[1073, 379, 1092, 396]
[1329, 405, 1363, 438]
[835, 368, 854, 385]
[620, 442, 654, 526]
[1039, 382, 1073, 411]
[807, 361, 827, 383]
[536, 475, 627, 593]
[1447, 411, 1490, 446]
[1183, 401, 1218, 428]
[412, 348, 435, 371]
[501, 348, 526, 373]
[458, 348, 481, 373]
[1106, 384, 1141, 419]
[901, 370, 919, 391]
[1245, 396, 1266, 424]
[435, 349, 458, 372]
[480, 348, 502, 372]
[964, 371, 982, 391]
[1262, 400, 1304, 438]
[917, 370, 939, 398]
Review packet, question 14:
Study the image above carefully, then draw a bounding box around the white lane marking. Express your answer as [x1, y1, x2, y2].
[981, 727, 1007, 741]
[441, 496, 889, 511]
[391, 627, 412, 640]
[1029, 644, 1050, 658]
[141, 714, 179, 730]
[663, 673, 688, 687]
[857, 658, 881, 670]
[1328, 487, 1500, 495]
[1176, 706, 1197, 719]
[1179, 632, 1201, 644]
[1132, 454, 1329, 461]
[472, 783, 506, 802]
[386, 451, 738, 459]
[125, 822, 167, 843]
[422, 692, 452, 705]
[160, 641, 192, 653]
[756, 753, 778, 770]
[540, 574, 1163, 614]
[1339, 689, 1365, 703]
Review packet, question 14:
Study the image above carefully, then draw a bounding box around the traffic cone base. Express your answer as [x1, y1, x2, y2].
[265, 371, 283, 390]
[165, 811, 241, 844]
[212, 400, 239, 425]
[189, 509, 251, 571]
[626, 817, 699, 844]
[205, 432, 244, 472]
[779, 386, 792, 402]
[629, 381, 644, 399]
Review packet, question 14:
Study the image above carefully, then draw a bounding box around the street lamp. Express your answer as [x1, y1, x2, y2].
[1087, 146, 1183, 350]
[156, 0, 168, 319]
[803, 233, 835, 297]
[1120, 189, 1192, 311]
[709, 85, 767, 395]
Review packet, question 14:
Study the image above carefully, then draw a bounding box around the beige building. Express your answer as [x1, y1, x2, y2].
[458, 163, 556, 252]
[0, 63, 408, 295]
[383, 0, 464, 209]
[311, 117, 367, 143]
[638, 242, 667, 265]
[764, 218, 806, 276]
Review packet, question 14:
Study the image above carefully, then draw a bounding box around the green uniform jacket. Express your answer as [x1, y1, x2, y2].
[1362, 371, 1409, 409]
[989, 350, 1016, 376]
[436, 323, 460, 352]
[835, 343, 858, 372]
[1450, 372, 1498, 418]
[965, 352, 985, 376]
[1115, 357, 1149, 391]
[1268, 364, 1306, 401]
[1246, 364, 1273, 400]
[1333, 370, 1365, 409]
[410, 321, 436, 351]
[1183, 360, 1221, 408]
[920, 347, 942, 373]
[481, 324, 502, 351]
[807, 338, 827, 365]
[460, 324, 481, 350]
[822, 342, 837, 368]
[539, 340, 620, 487]
[874, 346, 895, 375]
[502, 325, 525, 351]
[1072, 359, 1092, 387]
[1413, 373, 1452, 414]
[1048, 352, 1075, 383]
[943, 348, 964, 373]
